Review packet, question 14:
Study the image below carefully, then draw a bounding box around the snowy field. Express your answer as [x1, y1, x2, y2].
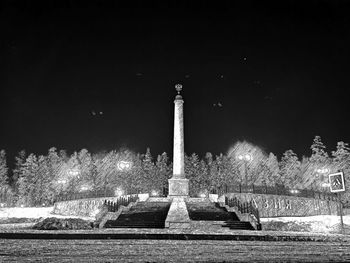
[0, 206, 349, 234]
[261, 215, 350, 234]
[0, 207, 92, 221]
[0, 207, 94, 221]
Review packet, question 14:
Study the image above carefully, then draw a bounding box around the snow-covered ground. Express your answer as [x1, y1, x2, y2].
[261, 215, 350, 233]
[0, 207, 349, 234]
[0, 207, 94, 221]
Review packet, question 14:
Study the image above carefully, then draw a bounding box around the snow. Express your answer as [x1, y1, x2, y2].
[0, 207, 349, 234]
[0, 207, 94, 221]
[261, 215, 350, 233]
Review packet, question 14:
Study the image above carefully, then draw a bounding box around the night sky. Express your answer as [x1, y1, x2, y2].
[1, 1, 350, 161]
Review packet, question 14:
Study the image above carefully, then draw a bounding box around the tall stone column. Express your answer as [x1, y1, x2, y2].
[168, 84, 189, 197]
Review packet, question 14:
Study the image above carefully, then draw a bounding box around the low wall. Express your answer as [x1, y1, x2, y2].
[53, 194, 149, 218]
[220, 193, 339, 218]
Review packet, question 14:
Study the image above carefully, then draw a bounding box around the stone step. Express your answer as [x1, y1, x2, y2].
[222, 221, 255, 230]
[104, 201, 171, 229]
[105, 224, 165, 229]
[186, 202, 240, 221]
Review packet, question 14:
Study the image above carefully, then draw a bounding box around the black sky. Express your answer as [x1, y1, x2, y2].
[1, 1, 350, 161]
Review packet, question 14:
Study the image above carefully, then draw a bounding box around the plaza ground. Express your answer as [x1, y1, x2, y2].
[1, 239, 349, 262]
[1, 207, 350, 262]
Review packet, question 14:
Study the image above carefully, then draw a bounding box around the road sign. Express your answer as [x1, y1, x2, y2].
[329, 172, 346, 193]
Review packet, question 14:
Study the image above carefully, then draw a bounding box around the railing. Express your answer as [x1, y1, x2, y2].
[213, 184, 337, 201]
[104, 195, 139, 212]
[225, 196, 262, 230]
[55, 189, 116, 202]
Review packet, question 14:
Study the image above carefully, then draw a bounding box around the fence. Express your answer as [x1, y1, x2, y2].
[104, 195, 139, 212]
[212, 184, 338, 201]
[55, 189, 116, 202]
[225, 196, 262, 230]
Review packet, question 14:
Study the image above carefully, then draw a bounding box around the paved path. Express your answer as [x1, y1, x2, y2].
[1, 239, 350, 262]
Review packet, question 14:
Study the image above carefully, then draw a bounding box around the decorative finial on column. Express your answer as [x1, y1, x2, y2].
[175, 84, 183, 100]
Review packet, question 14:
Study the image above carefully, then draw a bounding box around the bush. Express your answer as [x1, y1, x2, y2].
[32, 217, 93, 230]
[262, 220, 312, 232]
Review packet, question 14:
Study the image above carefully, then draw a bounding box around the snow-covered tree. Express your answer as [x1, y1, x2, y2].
[155, 152, 171, 195]
[0, 150, 12, 205]
[310, 135, 329, 163]
[332, 141, 350, 204]
[309, 136, 330, 190]
[185, 153, 201, 196]
[279, 150, 301, 188]
[13, 150, 26, 190]
[0, 150, 8, 188]
[141, 148, 156, 193]
[34, 155, 51, 205]
[17, 153, 39, 206]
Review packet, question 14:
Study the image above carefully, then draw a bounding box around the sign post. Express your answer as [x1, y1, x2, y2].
[329, 171, 346, 234]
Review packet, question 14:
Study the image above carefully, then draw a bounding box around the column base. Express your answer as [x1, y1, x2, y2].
[168, 178, 189, 197]
[165, 197, 191, 228]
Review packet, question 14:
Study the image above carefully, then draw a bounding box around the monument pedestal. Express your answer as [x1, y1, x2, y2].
[165, 197, 191, 228]
[168, 178, 189, 197]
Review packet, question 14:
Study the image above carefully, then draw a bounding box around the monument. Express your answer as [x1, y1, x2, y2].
[168, 84, 189, 197]
[165, 84, 191, 228]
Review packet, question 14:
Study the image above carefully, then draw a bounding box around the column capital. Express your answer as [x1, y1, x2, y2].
[175, 84, 183, 101]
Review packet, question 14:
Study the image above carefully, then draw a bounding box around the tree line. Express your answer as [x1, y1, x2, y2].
[0, 135, 349, 206]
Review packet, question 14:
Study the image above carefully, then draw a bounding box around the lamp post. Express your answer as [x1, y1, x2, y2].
[315, 168, 330, 192]
[113, 160, 132, 195]
[57, 179, 67, 201]
[238, 154, 252, 186]
[117, 161, 132, 171]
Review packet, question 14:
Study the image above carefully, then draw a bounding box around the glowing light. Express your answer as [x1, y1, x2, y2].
[58, 179, 67, 184]
[20, 204, 24, 208]
[237, 154, 252, 162]
[322, 183, 330, 188]
[115, 188, 123, 197]
[199, 193, 206, 198]
[117, 161, 132, 171]
[80, 185, 89, 192]
[68, 169, 79, 176]
[0, 203, 4, 207]
[151, 190, 159, 196]
[315, 168, 330, 174]
[290, 189, 299, 194]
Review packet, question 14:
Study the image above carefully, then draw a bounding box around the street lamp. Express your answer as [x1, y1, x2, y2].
[151, 190, 159, 197]
[115, 188, 124, 197]
[117, 161, 132, 171]
[315, 167, 330, 191]
[68, 168, 80, 176]
[237, 153, 252, 185]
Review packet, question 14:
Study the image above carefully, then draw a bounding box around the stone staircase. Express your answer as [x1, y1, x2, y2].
[186, 200, 255, 230]
[222, 220, 255, 230]
[104, 201, 171, 229]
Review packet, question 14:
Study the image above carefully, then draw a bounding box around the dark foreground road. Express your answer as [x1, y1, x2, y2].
[0, 239, 349, 262]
